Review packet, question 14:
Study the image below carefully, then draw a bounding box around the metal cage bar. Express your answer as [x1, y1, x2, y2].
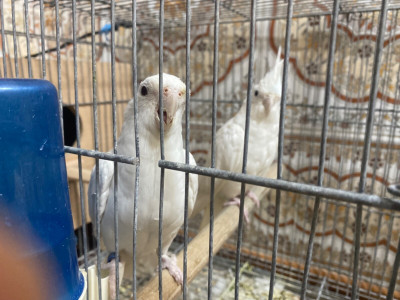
[1, 0, 6, 77]
[352, 1, 389, 299]
[300, 0, 341, 298]
[207, 0, 220, 299]
[157, 0, 165, 298]
[64, 146, 138, 165]
[11, 0, 18, 77]
[182, 0, 191, 298]
[387, 227, 400, 299]
[55, 0, 63, 138]
[131, 0, 140, 298]
[109, 0, 120, 298]
[269, 1, 293, 298]
[39, 0, 46, 78]
[234, 0, 256, 298]
[159, 161, 400, 211]
[71, 0, 91, 298]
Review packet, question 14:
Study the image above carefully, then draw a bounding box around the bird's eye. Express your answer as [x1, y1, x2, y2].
[140, 86, 148, 96]
[254, 90, 259, 97]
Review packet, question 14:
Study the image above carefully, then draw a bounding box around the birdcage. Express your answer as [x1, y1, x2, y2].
[1, 0, 400, 299]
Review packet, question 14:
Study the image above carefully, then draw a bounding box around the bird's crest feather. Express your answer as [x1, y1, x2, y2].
[259, 47, 284, 96]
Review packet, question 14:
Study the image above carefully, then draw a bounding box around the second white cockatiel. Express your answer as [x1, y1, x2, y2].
[192, 50, 283, 223]
[88, 73, 198, 297]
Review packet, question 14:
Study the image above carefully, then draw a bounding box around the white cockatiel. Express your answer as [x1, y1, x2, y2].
[88, 74, 198, 297]
[192, 50, 283, 223]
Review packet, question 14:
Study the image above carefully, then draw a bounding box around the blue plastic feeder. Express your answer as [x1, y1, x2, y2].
[0, 79, 85, 300]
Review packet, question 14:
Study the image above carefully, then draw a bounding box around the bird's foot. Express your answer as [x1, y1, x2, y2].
[101, 259, 117, 300]
[101, 254, 124, 300]
[223, 191, 259, 223]
[161, 254, 183, 285]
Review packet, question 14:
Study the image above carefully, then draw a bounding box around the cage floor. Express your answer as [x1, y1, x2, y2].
[79, 248, 343, 300]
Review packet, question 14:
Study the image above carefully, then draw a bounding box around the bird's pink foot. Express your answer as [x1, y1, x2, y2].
[102, 259, 117, 300]
[162, 254, 183, 285]
[223, 191, 259, 223]
[224, 197, 251, 223]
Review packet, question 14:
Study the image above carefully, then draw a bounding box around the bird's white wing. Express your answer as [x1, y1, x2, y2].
[216, 121, 245, 174]
[88, 159, 114, 230]
[214, 120, 245, 197]
[187, 152, 199, 217]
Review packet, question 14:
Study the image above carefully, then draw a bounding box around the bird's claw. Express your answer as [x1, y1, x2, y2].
[223, 197, 250, 223]
[162, 254, 183, 285]
[246, 190, 260, 208]
[223, 191, 259, 223]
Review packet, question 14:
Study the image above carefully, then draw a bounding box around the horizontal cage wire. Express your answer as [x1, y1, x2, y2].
[1, 0, 400, 299]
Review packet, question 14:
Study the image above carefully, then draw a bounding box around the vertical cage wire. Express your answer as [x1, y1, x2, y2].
[95, 76, 103, 300]
[353, 1, 389, 299]
[383, 31, 400, 297]
[234, 0, 256, 298]
[316, 12, 338, 275]
[109, 0, 120, 298]
[39, 0, 45, 78]
[71, 0, 89, 296]
[183, 0, 191, 298]
[1, 0, 6, 77]
[358, 11, 397, 288]
[269, 1, 293, 299]
[387, 225, 400, 299]
[11, 0, 18, 77]
[300, 0, 340, 298]
[55, 0, 63, 137]
[207, 0, 220, 299]
[334, 11, 372, 295]
[322, 10, 350, 279]
[157, 0, 165, 298]
[131, 0, 140, 298]
[71, 0, 88, 292]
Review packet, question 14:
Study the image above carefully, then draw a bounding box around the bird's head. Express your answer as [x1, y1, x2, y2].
[138, 73, 187, 134]
[250, 84, 281, 118]
[250, 49, 283, 119]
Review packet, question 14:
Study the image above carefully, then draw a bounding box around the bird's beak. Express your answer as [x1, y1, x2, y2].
[261, 96, 271, 114]
[157, 87, 184, 128]
[262, 94, 280, 114]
